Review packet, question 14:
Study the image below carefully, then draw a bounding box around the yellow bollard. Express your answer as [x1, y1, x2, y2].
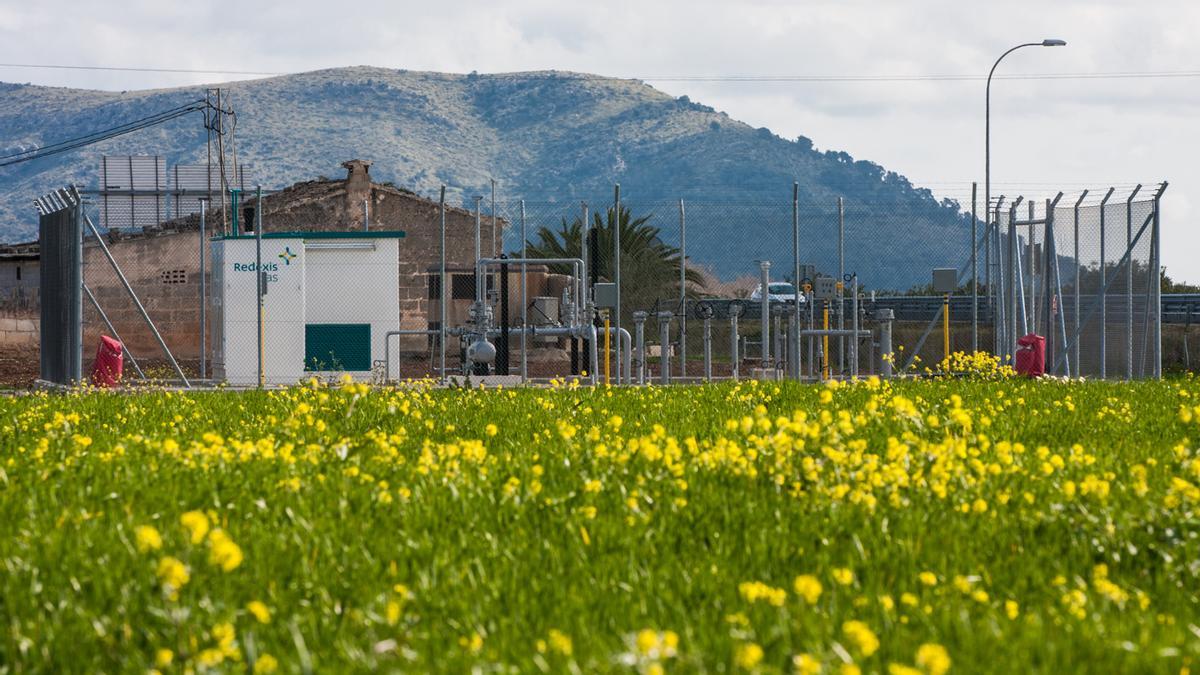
[822, 301, 830, 380]
[943, 292, 951, 369]
[603, 316, 611, 385]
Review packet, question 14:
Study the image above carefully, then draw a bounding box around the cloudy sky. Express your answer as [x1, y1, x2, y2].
[2, 0, 1197, 280]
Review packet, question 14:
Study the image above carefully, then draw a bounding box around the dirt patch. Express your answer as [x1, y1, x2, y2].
[0, 344, 39, 389]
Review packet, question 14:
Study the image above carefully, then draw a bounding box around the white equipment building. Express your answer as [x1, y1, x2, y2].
[210, 231, 405, 385]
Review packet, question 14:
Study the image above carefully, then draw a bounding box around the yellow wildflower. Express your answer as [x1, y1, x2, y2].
[793, 574, 823, 604]
[254, 655, 279, 674]
[135, 525, 162, 553]
[207, 529, 244, 572]
[735, 642, 764, 669]
[915, 643, 951, 675]
[180, 510, 210, 544]
[247, 600, 271, 624]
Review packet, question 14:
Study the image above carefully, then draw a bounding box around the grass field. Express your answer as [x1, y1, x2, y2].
[2, 374, 1199, 673]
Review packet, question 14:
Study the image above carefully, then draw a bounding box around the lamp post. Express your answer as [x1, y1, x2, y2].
[985, 39, 1066, 348]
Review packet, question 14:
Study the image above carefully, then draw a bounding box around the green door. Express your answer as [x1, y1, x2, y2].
[304, 324, 371, 371]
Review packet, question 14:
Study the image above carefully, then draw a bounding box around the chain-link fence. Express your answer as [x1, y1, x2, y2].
[58, 179, 1168, 386]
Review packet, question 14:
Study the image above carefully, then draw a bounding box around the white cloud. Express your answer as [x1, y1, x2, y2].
[0, 0, 1196, 279]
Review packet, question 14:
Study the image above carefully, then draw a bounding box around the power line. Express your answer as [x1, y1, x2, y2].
[0, 99, 208, 168]
[1, 62, 1198, 82]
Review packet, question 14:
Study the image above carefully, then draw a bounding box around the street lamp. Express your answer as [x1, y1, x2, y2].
[984, 38, 1066, 352]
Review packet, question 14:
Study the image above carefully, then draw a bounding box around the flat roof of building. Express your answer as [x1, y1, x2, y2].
[212, 230, 406, 241]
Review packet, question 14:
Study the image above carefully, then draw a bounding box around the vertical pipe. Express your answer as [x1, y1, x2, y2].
[792, 181, 802, 380]
[634, 313, 646, 385]
[613, 185, 621, 384]
[730, 313, 739, 381]
[491, 178, 497, 258]
[837, 197, 845, 373]
[943, 292, 951, 367]
[199, 199, 207, 380]
[1099, 187, 1114, 379]
[678, 198, 687, 379]
[520, 201, 528, 382]
[255, 185, 263, 389]
[439, 186, 447, 381]
[971, 182, 978, 353]
[1073, 190, 1087, 377]
[363, 198, 369, 232]
[759, 261, 771, 369]
[703, 316, 712, 381]
[1126, 184, 1142, 380]
[773, 309, 783, 374]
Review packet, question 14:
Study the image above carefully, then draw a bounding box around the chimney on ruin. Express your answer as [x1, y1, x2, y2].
[342, 159, 373, 225]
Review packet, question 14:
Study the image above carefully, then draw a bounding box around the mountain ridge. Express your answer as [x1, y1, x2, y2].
[0, 66, 968, 286]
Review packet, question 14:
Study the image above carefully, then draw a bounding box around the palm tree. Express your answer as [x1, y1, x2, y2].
[519, 206, 705, 315]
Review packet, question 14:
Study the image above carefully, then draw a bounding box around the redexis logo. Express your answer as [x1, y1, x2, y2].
[231, 261, 279, 273]
[278, 246, 297, 265]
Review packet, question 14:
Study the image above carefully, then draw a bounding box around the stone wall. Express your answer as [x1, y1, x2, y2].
[0, 315, 38, 346]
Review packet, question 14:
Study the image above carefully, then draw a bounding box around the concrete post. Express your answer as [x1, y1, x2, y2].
[657, 310, 672, 385]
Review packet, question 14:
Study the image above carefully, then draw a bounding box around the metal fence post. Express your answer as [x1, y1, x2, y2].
[971, 182, 978, 353]
[199, 199, 208, 379]
[1028, 200, 1036, 336]
[1099, 187, 1114, 378]
[255, 185, 264, 389]
[1125, 184, 1142, 380]
[521, 200, 528, 382]
[613, 184, 621, 385]
[1072, 190, 1087, 377]
[678, 198, 686, 379]
[1153, 183, 1168, 378]
[759, 260, 771, 369]
[851, 273, 860, 378]
[792, 181, 802, 379]
[633, 311, 646, 385]
[439, 186, 447, 381]
[837, 197, 845, 374]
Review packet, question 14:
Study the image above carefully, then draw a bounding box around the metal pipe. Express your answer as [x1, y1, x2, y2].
[792, 181, 802, 379]
[1126, 184, 1142, 380]
[439, 186, 447, 381]
[363, 198, 369, 232]
[490, 178, 497, 258]
[613, 184, 622, 384]
[759, 260, 771, 368]
[702, 316, 712, 381]
[1072, 190, 1087, 377]
[678, 198, 687, 378]
[82, 212, 190, 387]
[84, 284, 146, 380]
[199, 199, 207, 380]
[587, 324, 599, 386]
[730, 313, 740, 381]
[773, 308, 783, 375]
[384, 329, 441, 383]
[73, 190, 82, 384]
